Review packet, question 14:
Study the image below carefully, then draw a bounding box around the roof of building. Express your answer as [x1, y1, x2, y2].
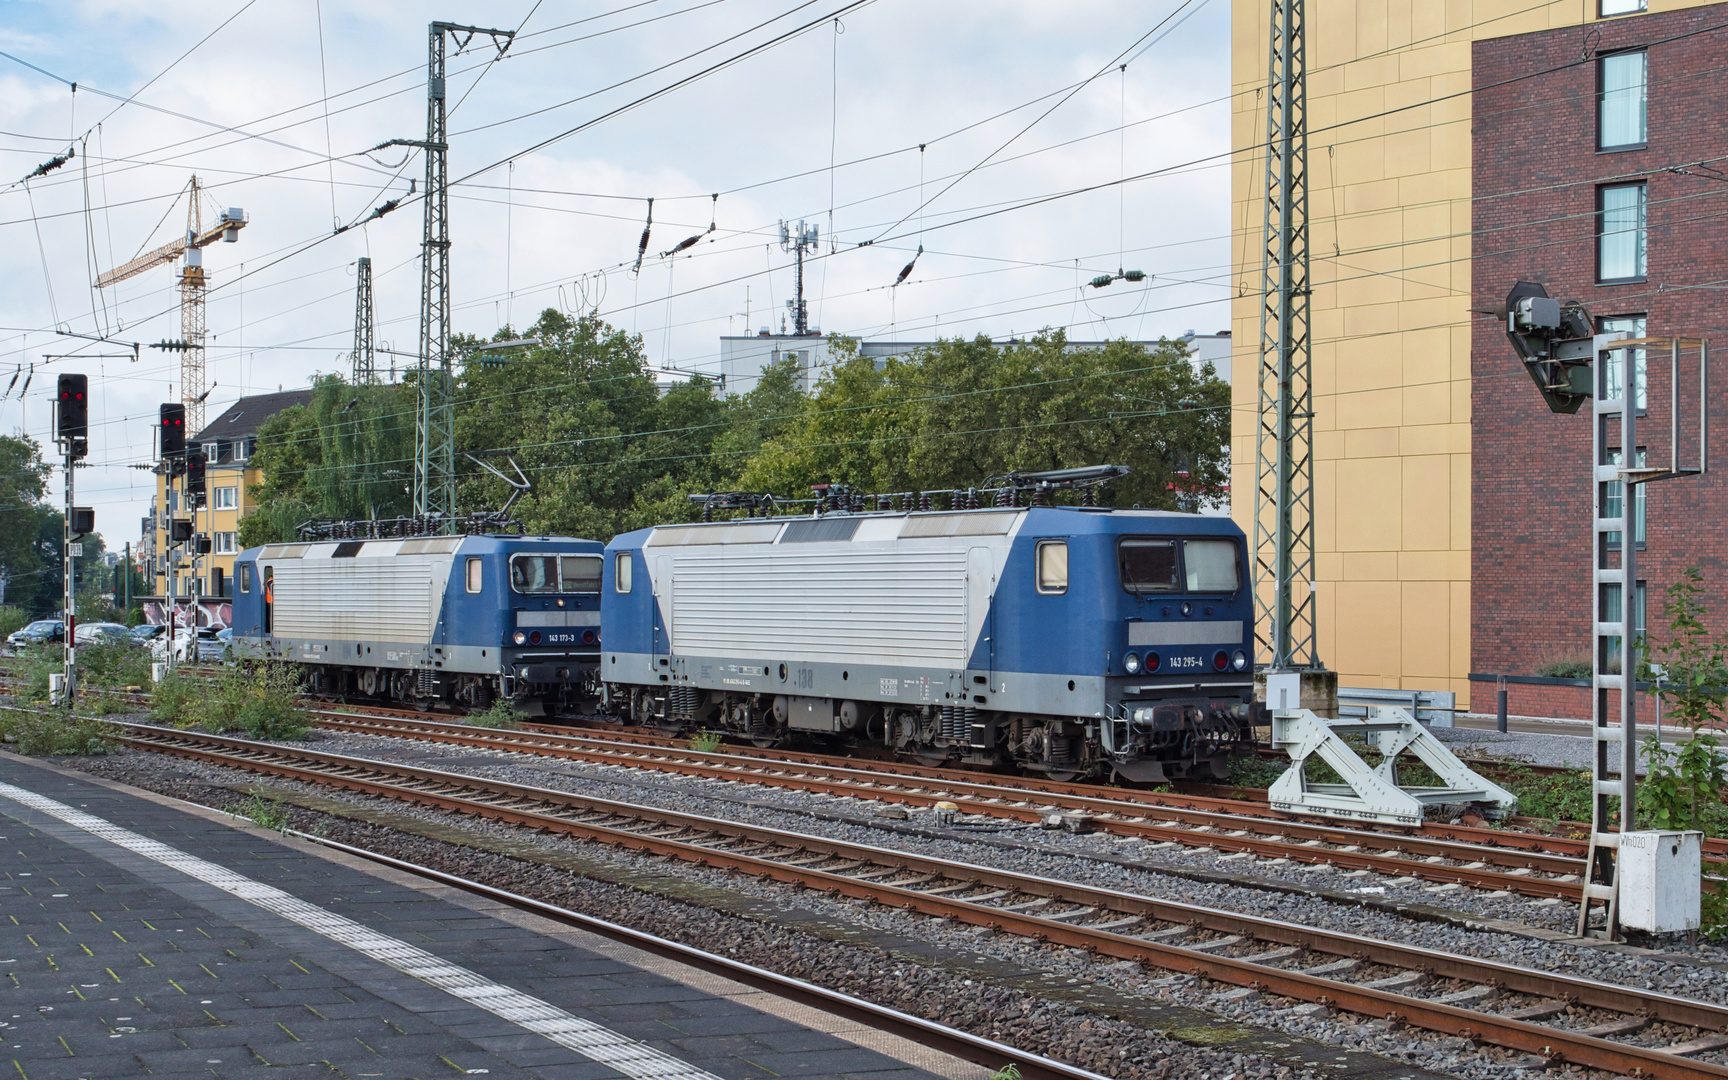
[192, 389, 313, 443]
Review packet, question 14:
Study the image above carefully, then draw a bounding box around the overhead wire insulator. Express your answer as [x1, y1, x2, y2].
[893, 245, 923, 287]
[632, 197, 654, 274]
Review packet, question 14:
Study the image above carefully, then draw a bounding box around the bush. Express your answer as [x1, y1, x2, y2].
[1224, 754, 1287, 789]
[0, 709, 115, 756]
[155, 663, 310, 741]
[689, 729, 724, 753]
[78, 639, 152, 690]
[0, 605, 29, 641]
[1533, 647, 1594, 679]
[7, 644, 56, 701]
[1497, 762, 1594, 823]
[150, 669, 200, 723]
[466, 700, 523, 729]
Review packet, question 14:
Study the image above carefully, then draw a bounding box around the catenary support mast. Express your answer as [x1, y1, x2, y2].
[353, 256, 376, 383]
[413, 22, 514, 529]
[1253, 0, 1320, 672]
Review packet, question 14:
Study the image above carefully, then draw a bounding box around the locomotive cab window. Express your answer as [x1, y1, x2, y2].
[1036, 540, 1068, 594]
[1183, 539, 1240, 593]
[615, 552, 633, 594]
[561, 555, 602, 593]
[238, 563, 252, 594]
[510, 554, 559, 594]
[1118, 538, 1179, 594]
[465, 557, 483, 593]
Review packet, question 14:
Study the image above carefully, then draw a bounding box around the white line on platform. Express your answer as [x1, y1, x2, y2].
[0, 780, 723, 1080]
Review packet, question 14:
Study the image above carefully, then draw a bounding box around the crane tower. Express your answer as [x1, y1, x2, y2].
[96, 176, 248, 434]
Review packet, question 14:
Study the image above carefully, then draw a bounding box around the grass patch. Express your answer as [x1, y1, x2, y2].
[0, 708, 115, 756]
[153, 663, 310, 741]
[465, 700, 524, 730]
[1496, 761, 1594, 824]
[688, 729, 724, 753]
[238, 785, 291, 832]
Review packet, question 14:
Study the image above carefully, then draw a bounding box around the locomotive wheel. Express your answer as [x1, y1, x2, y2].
[1043, 769, 1082, 783]
[750, 733, 783, 748]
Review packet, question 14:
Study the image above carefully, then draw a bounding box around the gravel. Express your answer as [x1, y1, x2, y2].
[39, 731, 1728, 1080]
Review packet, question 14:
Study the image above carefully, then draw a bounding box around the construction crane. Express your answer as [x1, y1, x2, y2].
[96, 176, 247, 434]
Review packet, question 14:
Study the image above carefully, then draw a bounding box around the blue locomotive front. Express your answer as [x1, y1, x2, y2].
[231, 533, 603, 712]
[598, 504, 1260, 782]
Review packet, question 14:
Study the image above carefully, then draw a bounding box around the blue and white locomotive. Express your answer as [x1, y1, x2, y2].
[598, 501, 1261, 782]
[231, 533, 604, 711]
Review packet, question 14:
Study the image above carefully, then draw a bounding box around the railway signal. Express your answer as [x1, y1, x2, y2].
[56, 374, 88, 444]
[160, 403, 186, 456]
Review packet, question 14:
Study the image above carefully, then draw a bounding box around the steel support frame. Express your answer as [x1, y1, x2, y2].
[353, 255, 376, 384]
[1253, 0, 1319, 670]
[1579, 335, 1707, 938]
[414, 25, 455, 526]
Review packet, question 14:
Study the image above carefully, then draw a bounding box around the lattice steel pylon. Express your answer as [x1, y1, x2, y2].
[1252, 0, 1320, 670]
[180, 191, 209, 435]
[352, 256, 376, 384]
[412, 21, 514, 528]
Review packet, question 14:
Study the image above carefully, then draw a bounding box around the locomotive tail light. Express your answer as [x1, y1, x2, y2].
[1232, 649, 1248, 671]
[581, 629, 596, 645]
[1123, 652, 1141, 674]
[513, 631, 527, 645]
[529, 631, 542, 645]
[1144, 652, 1161, 672]
[1213, 650, 1229, 671]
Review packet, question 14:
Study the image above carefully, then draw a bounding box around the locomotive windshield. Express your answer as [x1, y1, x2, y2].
[1118, 539, 1179, 593]
[1118, 537, 1241, 595]
[511, 553, 603, 594]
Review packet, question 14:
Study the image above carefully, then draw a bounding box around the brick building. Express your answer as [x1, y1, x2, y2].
[1231, 0, 1727, 710]
[1471, 4, 1728, 689]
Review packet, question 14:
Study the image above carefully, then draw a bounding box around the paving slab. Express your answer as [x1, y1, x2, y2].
[0, 753, 977, 1080]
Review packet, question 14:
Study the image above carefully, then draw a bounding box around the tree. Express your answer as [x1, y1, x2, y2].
[0, 435, 58, 616]
[739, 331, 1229, 507]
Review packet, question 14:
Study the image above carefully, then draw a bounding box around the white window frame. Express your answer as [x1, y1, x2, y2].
[214, 532, 237, 555]
[1035, 540, 1068, 595]
[213, 485, 238, 510]
[1600, 0, 1645, 15]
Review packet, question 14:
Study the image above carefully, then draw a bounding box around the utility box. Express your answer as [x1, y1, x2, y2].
[1619, 830, 1702, 933]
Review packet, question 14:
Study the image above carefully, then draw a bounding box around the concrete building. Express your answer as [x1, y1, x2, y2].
[145, 389, 310, 625]
[717, 332, 1229, 396]
[1229, 0, 1725, 709]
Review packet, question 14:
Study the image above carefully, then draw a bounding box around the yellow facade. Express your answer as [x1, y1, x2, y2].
[1228, 0, 1713, 705]
[150, 460, 266, 600]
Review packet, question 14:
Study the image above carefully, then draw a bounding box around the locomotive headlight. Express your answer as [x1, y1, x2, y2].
[512, 631, 527, 645]
[1232, 649, 1248, 671]
[1123, 652, 1141, 674]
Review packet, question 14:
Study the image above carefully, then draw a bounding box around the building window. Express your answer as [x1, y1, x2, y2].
[1600, 0, 1645, 14]
[214, 532, 237, 555]
[213, 485, 238, 509]
[202, 442, 219, 460]
[1598, 51, 1646, 150]
[233, 439, 250, 463]
[1597, 182, 1647, 282]
[1603, 447, 1647, 549]
[1599, 315, 1646, 410]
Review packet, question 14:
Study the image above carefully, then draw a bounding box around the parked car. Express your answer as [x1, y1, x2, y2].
[129, 624, 166, 646]
[155, 626, 224, 663]
[6, 620, 63, 649]
[74, 622, 133, 646]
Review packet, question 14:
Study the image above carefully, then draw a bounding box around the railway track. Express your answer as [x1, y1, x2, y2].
[106, 721, 1728, 1079]
[311, 710, 1590, 899]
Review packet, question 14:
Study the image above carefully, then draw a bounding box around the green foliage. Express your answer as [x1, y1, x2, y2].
[242, 376, 417, 545]
[689, 729, 724, 753]
[465, 700, 523, 729]
[1497, 763, 1595, 824]
[738, 332, 1229, 512]
[1223, 754, 1287, 789]
[1533, 649, 1594, 679]
[149, 668, 200, 722]
[239, 785, 291, 832]
[988, 1066, 1022, 1080]
[157, 664, 310, 740]
[78, 639, 152, 690]
[243, 315, 1232, 544]
[0, 708, 115, 756]
[8, 644, 56, 700]
[0, 435, 60, 617]
[0, 605, 29, 640]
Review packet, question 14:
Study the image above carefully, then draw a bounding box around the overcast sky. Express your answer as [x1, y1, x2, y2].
[0, 0, 1231, 547]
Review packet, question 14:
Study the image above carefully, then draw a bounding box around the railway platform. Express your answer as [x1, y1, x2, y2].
[0, 754, 973, 1080]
